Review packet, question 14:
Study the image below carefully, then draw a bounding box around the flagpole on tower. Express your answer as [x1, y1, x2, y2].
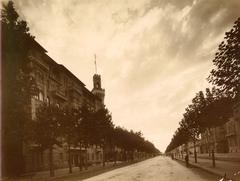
[94, 54, 97, 74]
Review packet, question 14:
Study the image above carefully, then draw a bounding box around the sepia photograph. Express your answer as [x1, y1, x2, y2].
[1, 0, 240, 180]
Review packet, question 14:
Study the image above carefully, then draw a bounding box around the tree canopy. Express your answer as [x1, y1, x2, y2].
[165, 87, 233, 153]
[1, 0, 37, 176]
[208, 17, 240, 99]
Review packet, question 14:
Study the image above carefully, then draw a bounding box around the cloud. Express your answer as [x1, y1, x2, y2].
[11, 0, 240, 151]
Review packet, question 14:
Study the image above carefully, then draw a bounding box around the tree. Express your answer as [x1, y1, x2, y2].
[30, 104, 62, 177]
[202, 88, 233, 154]
[60, 107, 79, 173]
[208, 17, 240, 99]
[93, 107, 114, 166]
[1, 0, 37, 177]
[113, 126, 128, 160]
[180, 113, 200, 163]
[167, 92, 202, 161]
[165, 126, 189, 154]
[113, 127, 159, 161]
[75, 105, 94, 170]
[165, 88, 233, 157]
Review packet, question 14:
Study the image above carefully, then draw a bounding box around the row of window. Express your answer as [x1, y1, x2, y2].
[33, 92, 59, 106]
[33, 92, 44, 102]
[87, 153, 102, 161]
[36, 70, 69, 87]
[33, 90, 95, 111]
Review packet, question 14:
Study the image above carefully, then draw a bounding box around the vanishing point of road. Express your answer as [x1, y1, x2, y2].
[82, 156, 219, 181]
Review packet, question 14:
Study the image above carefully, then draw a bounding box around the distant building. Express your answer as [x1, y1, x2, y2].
[200, 125, 228, 154]
[23, 39, 105, 172]
[225, 103, 240, 153]
[199, 102, 240, 154]
[171, 102, 240, 156]
[188, 140, 201, 155]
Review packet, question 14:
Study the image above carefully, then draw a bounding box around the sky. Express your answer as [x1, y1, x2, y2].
[8, 0, 240, 152]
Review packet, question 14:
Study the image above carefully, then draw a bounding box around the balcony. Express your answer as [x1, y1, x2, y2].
[69, 85, 82, 96]
[28, 55, 49, 71]
[52, 90, 67, 101]
[49, 74, 61, 84]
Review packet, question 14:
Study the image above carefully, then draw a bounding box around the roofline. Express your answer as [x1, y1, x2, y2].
[27, 37, 48, 53]
[31, 39, 100, 100]
[58, 65, 85, 87]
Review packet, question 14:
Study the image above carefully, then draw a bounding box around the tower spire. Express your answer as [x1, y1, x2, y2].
[92, 54, 105, 105]
[94, 54, 97, 74]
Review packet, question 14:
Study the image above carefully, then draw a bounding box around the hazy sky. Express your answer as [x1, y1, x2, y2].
[11, 0, 240, 152]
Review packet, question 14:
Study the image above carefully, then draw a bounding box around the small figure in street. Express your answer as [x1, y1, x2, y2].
[171, 153, 174, 160]
[185, 154, 189, 167]
[219, 173, 233, 181]
[219, 173, 226, 181]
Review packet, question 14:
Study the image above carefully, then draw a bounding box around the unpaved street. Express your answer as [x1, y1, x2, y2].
[82, 156, 219, 181]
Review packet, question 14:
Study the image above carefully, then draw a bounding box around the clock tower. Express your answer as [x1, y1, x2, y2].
[92, 74, 105, 104]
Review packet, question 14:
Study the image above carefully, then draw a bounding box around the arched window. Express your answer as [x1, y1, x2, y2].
[39, 92, 44, 101]
[46, 97, 50, 105]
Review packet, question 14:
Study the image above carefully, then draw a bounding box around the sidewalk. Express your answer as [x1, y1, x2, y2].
[194, 153, 240, 162]
[2, 159, 145, 181]
[175, 156, 240, 180]
[3, 161, 134, 181]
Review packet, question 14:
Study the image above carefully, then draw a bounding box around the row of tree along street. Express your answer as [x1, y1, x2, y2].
[26, 103, 159, 176]
[1, 1, 159, 178]
[165, 17, 240, 163]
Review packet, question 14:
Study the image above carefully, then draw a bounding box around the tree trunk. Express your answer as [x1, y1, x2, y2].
[193, 138, 197, 163]
[212, 149, 216, 167]
[114, 151, 117, 165]
[131, 151, 134, 162]
[185, 153, 189, 167]
[206, 128, 211, 156]
[213, 127, 217, 152]
[102, 144, 105, 167]
[79, 143, 82, 171]
[85, 145, 88, 170]
[49, 146, 54, 177]
[68, 144, 72, 173]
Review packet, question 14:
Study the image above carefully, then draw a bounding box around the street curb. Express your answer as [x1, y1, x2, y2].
[48, 160, 146, 181]
[189, 155, 240, 163]
[174, 158, 232, 180]
[3, 158, 153, 181]
[2, 163, 123, 181]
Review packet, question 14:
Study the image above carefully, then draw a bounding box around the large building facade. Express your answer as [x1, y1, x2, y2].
[170, 103, 240, 156]
[226, 103, 240, 153]
[200, 103, 240, 154]
[200, 125, 228, 154]
[23, 39, 105, 172]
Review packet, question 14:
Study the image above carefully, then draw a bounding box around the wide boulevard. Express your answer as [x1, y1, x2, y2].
[81, 156, 219, 181]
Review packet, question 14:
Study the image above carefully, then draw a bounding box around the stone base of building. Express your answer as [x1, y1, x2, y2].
[23, 144, 103, 173]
